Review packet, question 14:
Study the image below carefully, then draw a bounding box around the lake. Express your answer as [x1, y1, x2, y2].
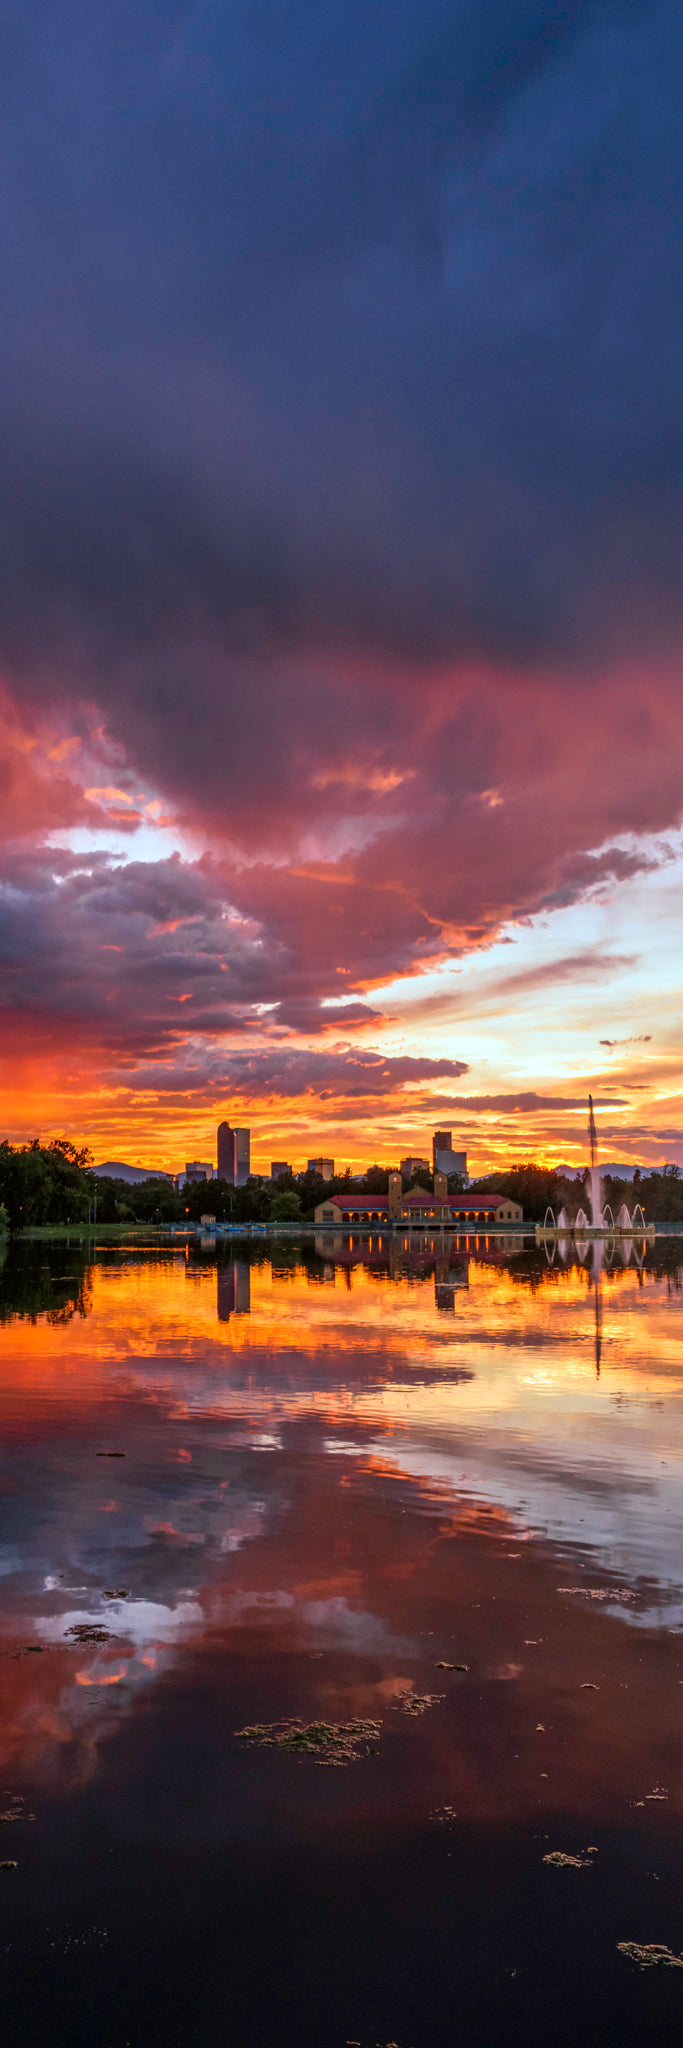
[1, 1230, 683, 2046]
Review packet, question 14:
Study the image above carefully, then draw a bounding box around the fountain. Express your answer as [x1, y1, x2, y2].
[588, 1095, 602, 1228]
[536, 1098, 655, 1245]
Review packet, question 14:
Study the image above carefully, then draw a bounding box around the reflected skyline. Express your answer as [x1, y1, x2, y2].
[216, 1259, 251, 1322]
[2, 1234, 683, 2042]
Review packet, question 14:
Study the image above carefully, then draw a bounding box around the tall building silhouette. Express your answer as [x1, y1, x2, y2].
[432, 1130, 467, 1177]
[217, 1122, 250, 1185]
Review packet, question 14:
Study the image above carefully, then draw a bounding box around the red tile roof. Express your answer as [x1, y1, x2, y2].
[317, 1191, 512, 1211]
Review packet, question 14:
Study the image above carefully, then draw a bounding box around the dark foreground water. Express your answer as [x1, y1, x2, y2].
[1, 1230, 683, 2047]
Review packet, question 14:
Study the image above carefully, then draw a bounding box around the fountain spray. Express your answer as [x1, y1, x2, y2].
[588, 1094, 602, 1229]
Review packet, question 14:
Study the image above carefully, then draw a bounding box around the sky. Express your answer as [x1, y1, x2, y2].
[1, 0, 683, 1175]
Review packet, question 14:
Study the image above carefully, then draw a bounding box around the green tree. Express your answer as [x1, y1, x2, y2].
[270, 1191, 302, 1221]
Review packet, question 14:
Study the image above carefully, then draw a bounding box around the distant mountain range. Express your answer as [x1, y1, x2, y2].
[554, 1162, 651, 1182]
[92, 1161, 173, 1183]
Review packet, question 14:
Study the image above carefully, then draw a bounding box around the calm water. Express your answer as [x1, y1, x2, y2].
[1, 1231, 683, 2047]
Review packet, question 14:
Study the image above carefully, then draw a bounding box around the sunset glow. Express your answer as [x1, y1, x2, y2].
[0, 0, 681, 1173]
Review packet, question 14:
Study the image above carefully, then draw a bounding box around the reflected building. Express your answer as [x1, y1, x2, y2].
[217, 1260, 251, 1320]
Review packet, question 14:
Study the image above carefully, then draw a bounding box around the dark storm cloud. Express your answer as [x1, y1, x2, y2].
[97, 1047, 470, 1103]
[2, 0, 683, 1056]
[0, 846, 438, 1047]
[274, 1000, 385, 1034]
[0, 0, 681, 684]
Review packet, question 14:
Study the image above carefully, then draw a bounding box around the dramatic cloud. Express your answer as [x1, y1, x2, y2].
[1, 1, 682, 1162]
[407, 1093, 627, 1114]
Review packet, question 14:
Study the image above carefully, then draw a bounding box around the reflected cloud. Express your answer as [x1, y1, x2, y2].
[1, 1236, 683, 1797]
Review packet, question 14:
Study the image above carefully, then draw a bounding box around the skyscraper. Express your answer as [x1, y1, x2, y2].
[217, 1122, 236, 1182]
[217, 1122, 251, 1185]
[235, 1128, 250, 1185]
[432, 1128, 467, 1178]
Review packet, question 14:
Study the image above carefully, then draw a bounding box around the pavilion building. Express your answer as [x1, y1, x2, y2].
[314, 1172, 522, 1227]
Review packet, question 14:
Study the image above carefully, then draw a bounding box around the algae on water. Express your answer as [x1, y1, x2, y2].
[618, 1942, 683, 1970]
[235, 1717, 382, 1766]
[395, 1691, 444, 1717]
[543, 1849, 598, 1869]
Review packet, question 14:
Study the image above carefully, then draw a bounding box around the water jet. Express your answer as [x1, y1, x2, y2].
[536, 1099, 654, 1245]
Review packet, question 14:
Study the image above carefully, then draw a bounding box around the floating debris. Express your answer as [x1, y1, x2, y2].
[580, 1682, 600, 1690]
[95, 1451, 126, 1458]
[4, 1644, 49, 1660]
[102, 1589, 130, 1600]
[0, 1861, 17, 1871]
[395, 1691, 445, 1717]
[617, 1942, 683, 1970]
[66, 1624, 115, 1645]
[435, 1661, 468, 1672]
[543, 1849, 597, 1869]
[430, 1805, 457, 1826]
[234, 1718, 381, 1767]
[645, 1787, 669, 1801]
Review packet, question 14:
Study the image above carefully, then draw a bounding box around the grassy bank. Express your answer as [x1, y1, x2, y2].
[14, 1223, 180, 1243]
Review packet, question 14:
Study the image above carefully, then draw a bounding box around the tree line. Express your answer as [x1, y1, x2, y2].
[0, 1142, 681, 1230]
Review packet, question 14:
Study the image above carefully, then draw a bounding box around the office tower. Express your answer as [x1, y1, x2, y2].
[217, 1122, 250, 1186]
[400, 1155, 429, 1177]
[432, 1131, 467, 1178]
[235, 1128, 250, 1185]
[271, 1161, 291, 1179]
[217, 1121, 236, 1182]
[185, 1160, 213, 1183]
[307, 1157, 334, 1179]
[435, 1148, 467, 1177]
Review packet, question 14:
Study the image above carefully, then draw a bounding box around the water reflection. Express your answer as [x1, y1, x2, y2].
[216, 1259, 251, 1320]
[1, 1234, 683, 2045]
